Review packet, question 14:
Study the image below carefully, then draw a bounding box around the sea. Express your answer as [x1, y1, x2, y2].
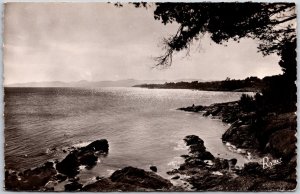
[5, 87, 254, 183]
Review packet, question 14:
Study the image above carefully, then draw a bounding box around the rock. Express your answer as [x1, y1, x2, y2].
[56, 139, 109, 177]
[56, 152, 79, 177]
[81, 139, 109, 153]
[229, 158, 237, 167]
[178, 105, 203, 112]
[82, 178, 146, 192]
[53, 174, 67, 182]
[211, 158, 229, 170]
[266, 129, 296, 160]
[110, 166, 172, 190]
[222, 124, 259, 149]
[184, 135, 204, 146]
[64, 181, 82, 191]
[69, 176, 80, 182]
[43, 181, 56, 191]
[5, 162, 57, 191]
[240, 162, 263, 176]
[180, 154, 190, 159]
[183, 157, 207, 168]
[171, 175, 180, 180]
[187, 170, 230, 191]
[189, 144, 206, 154]
[211, 106, 222, 116]
[196, 151, 215, 160]
[184, 136, 211, 159]
[166, 169, 179, 175]
[78, 152, 98, 167]
[150, 166, 157, 172]
[5, 139, 110, 191]
[252, 180, 296, 191]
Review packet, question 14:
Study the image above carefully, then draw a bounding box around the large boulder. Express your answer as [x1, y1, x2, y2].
[56, 152, 79, 177]
[266, 129, 296, 160]
[222, 124, 259, 149]
[110, 166, 172, 190]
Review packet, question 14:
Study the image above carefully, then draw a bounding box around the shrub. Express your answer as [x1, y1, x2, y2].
[239, 94, 255, 112]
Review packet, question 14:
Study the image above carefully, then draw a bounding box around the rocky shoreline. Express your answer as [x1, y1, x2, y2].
[177, 101, 296, 191]
[5, 101, 297, 191]
[166, 135, 296, 191]
[178, 101, 296, 161]
[5, 139, 179, 191]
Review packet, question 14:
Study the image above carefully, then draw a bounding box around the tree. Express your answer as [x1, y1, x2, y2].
[146, 3, 296, 68]
[279, 39, 296, 82]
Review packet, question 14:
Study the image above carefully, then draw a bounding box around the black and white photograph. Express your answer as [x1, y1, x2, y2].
[3, 1, 297, 191]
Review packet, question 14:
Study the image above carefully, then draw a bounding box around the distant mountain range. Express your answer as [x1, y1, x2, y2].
[5, 79, 205, 88]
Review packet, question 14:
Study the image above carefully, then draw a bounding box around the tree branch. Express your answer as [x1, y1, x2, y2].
[271, 15, 296, 25]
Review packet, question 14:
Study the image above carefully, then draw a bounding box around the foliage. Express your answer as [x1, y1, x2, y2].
[135, 76, 265, 92]
[150, 3, 297, 113]
[239, 94, 255, 112]
[279, 39, 297, 82]
[152, 2, 296, 67]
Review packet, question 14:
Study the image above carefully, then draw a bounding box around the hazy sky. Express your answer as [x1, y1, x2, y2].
[4, 3, 282, 85]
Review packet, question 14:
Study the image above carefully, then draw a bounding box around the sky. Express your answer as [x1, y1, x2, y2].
[3, 3, 283, 85]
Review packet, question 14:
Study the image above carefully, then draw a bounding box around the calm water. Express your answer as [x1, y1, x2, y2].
[5, 87, 252, 180]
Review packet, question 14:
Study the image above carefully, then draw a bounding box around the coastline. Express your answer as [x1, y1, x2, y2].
[178, 101, 296, 160]
[5, 100, 297, 191]
[176, 101, 296, 190]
